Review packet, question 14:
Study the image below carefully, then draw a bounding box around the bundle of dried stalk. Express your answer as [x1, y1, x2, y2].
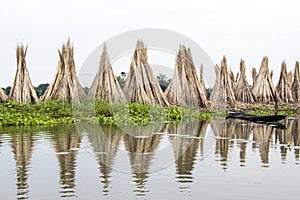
[235, 60, 255, 103]
[276, 61, 293, 103]
[210, 56, 236, 109]
[9, 44, 39, 104]
[88, 44, 126, 103]
[292, 61, 300, 103]
[252, 56, 280, 103]
[0, 87, 8, 102]
[252, 67, 257, 86]
[41, 39, 86, 103]
[123, 40, 169, 106]
[229, 69, 237, 95]
[164, 45, 209, 108]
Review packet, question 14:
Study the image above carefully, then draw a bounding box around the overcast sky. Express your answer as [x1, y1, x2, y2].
[1, 0, 300, 87]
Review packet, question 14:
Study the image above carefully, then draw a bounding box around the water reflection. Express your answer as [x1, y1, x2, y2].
[10, 128, 35, 200]
[168, 121, 208, 186]
[232, 120, 252, 166]
[48, 125, 80, 198]
[210, 119, 235, 169]
[84, 124, 122, 196]
[252, 125, 274, 167]
[2, 119, 300, 199]
[123, 124, 163, 196]
[292, 119, 300, 162]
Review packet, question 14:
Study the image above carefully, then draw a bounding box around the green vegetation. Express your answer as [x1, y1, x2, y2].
[0, 100, 211, 127]
[0, 100, 73, 126]
[246, 104, 295, 116]
[76, 101, 211, 126]
[1, 99, 298, 127]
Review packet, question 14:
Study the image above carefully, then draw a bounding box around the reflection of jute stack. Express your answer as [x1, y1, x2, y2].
[252, 125, 274, 166]
[233, 120, 253, 166]
[41, 39, 86, 103]
[123, 40, 169, 106]
[123, 131, 162, 195]
[210, 119, 236, 169]
[9, 44, 39, 104]
[11, 131, 34, 199]
[168, 121, 208, 182]
[165, 45, 209, 108]
[275, 119, 293, 161]
[50, 126, 80, 197]
[88, 44, 126, 103]
[291, 119, 300, 160]
[276, 61, 294, 103]
[85, 124, 122, 195]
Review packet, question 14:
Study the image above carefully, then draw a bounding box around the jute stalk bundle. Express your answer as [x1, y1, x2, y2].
[9, 44, 39, 104]
[88, 44, 126, 103]
[123, 40, 169, 106]
[41, 39, 86, 103]
[165, 45, 209, 108]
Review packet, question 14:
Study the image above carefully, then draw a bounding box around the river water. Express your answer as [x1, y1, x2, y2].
[1, 118, 300, 200]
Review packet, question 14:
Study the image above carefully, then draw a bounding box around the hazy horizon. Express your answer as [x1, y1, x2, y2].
[1, 0, 300, 87]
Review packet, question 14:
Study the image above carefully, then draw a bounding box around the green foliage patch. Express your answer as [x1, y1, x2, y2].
[0, 100, 212, 127]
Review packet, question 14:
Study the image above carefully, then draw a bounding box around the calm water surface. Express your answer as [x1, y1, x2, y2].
[1, 119, 300, 200]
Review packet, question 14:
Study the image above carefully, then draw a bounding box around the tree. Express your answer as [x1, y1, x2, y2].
[156, 73, 171, 92]
[117, 72, 127, 89]
[34, 83, 49, 98]
[4, 86, 11, 95]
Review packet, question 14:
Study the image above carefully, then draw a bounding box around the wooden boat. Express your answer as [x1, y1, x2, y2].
[226, 111, 286, 122]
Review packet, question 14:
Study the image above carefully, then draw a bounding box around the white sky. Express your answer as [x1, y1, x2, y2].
[1, 0, 300, 87]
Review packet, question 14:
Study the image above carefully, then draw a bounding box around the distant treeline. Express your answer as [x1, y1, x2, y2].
[2, 83, 49, 98]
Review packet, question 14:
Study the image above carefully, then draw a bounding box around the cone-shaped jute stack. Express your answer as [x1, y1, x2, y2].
[210, 56, 236, 109]
[252, 56, 280, 103]
[164, 45, 209, 108]
[235, 60, 255, 103]
[292, 61, 300, 103]
[229, 69, 237, 95]
[88, 44, 126, 103]
[287, 71, 293, 87]
[252, 67, 257, 86]
[123, 40, 169, 106]
[41, 39, 86, 103]
[9, 44, 39, 104]
[0, 87, 8, 102]
[276, 61, 293, 103]
[199, 64, 208, 101]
